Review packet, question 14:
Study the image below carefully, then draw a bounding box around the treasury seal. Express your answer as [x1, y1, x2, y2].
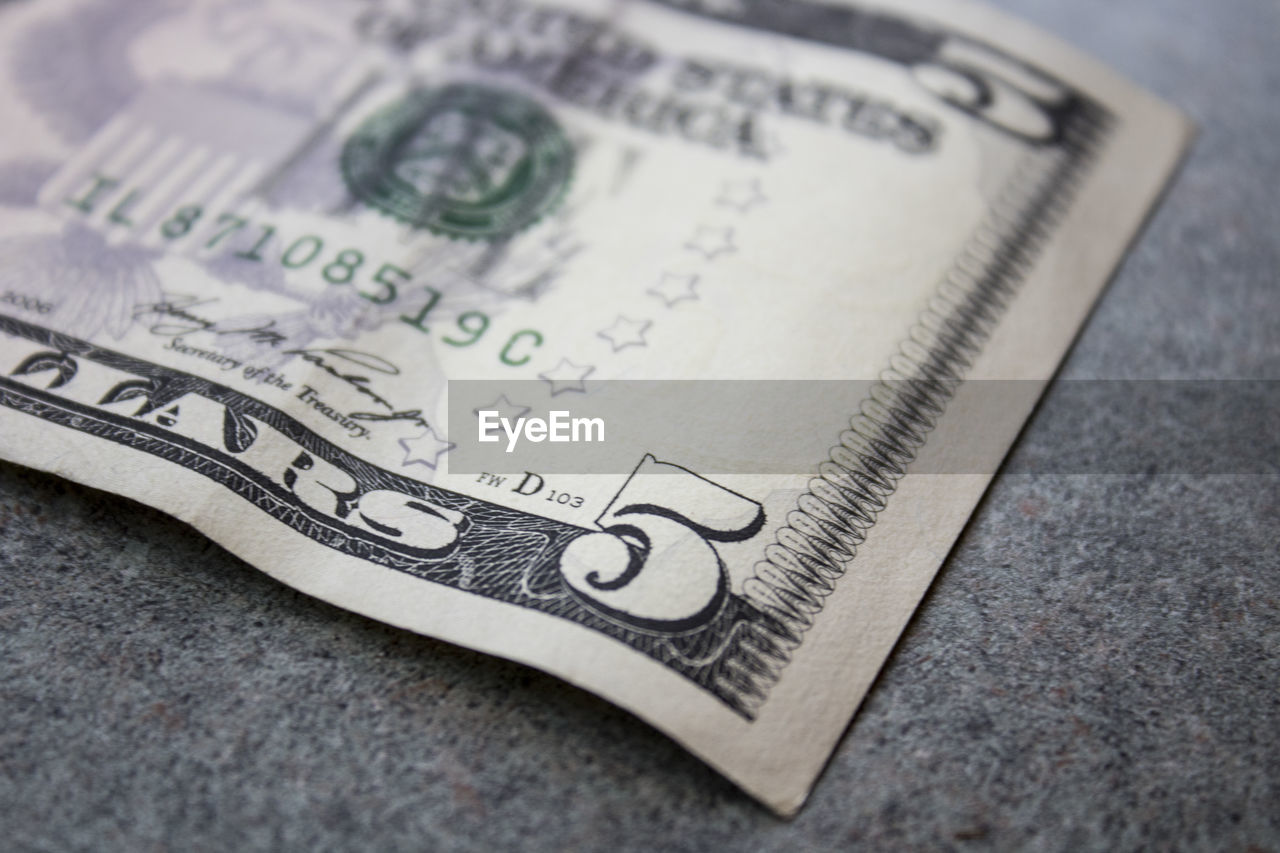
[341, 83, 573, 240]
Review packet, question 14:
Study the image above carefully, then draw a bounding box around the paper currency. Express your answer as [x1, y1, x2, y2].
[0, 0, 1190, 815]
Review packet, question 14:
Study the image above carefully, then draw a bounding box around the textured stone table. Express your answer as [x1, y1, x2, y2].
[2, 1, 1277, 850]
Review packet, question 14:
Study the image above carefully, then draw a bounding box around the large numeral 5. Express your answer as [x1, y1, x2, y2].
[913, 37, 1071, 143]
[558, 455, 764, 634]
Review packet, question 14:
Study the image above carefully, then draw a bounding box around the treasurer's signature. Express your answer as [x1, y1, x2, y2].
[134, 294, 430, 431]
[133, 294, 287, 345]
[284, 348, 430, 430]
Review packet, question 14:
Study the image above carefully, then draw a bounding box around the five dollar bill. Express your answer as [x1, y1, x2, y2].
[0, 0, 1191, 815]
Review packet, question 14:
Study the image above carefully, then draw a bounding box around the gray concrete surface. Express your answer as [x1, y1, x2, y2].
[2, 0, 1277, 850]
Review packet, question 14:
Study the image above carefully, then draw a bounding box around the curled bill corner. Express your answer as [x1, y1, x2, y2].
[0, 0, 1192, 816]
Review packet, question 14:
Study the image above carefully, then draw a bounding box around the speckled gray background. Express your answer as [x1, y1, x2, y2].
[2, 1, 1277, 850]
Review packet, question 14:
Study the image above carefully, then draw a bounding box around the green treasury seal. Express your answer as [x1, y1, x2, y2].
[341, 84, 573, 240]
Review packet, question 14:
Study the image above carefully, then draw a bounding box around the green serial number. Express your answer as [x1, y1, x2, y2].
[156, 207, 544, 365]
[160, 205, 405, 302]
[63, 171, 549, 368]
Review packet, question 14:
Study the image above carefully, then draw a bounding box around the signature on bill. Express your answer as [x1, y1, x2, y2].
[134, 294, 431, 431]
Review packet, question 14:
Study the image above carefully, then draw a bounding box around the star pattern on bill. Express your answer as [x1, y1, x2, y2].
[398, 426, 455, 470]
[685, 225, 736, 260]
[597, 316, 652, 352]
[716, 178, 767, 212]
[648, 272, 701, 307]
[473, 394, 531, 423]
[538, 358, 595, 395]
